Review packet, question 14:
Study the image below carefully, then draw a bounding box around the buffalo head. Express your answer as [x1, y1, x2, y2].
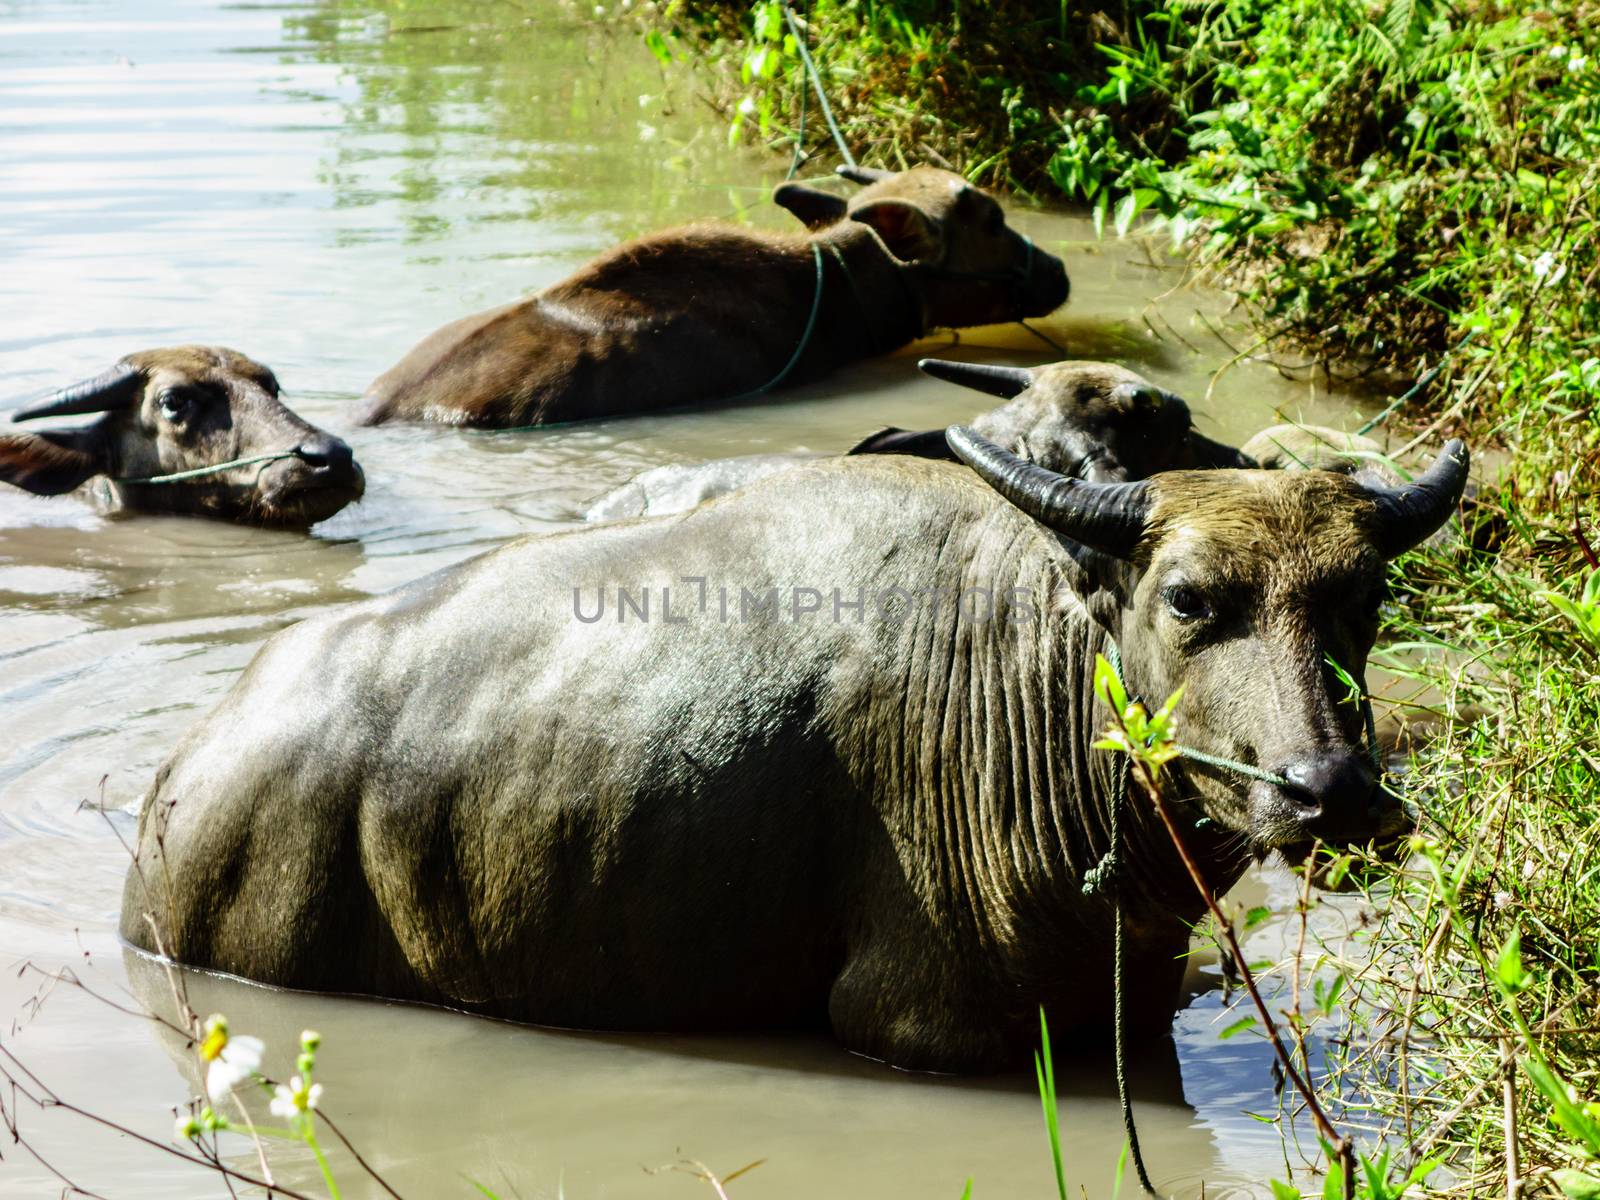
[950, 426, 1468, 852]
[773, 165, 1069, 327]
[916, 358, 1196, 481]
[3, 346, 364, 526]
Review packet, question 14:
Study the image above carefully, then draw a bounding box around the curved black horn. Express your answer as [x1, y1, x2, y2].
[947, 425, 1150, 559]
[918, 358, 1035, 400]
[836, 164, 893, 185]
[12, 363, 144, 422]
[1363, 438, 1470, 557]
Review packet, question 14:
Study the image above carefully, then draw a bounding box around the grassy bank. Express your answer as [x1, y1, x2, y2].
[657, 2, 1600, 1194]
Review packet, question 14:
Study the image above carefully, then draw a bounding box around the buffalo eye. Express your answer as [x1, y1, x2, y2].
[1164, 584, 1211, 621]
[157, 389, 194, 422]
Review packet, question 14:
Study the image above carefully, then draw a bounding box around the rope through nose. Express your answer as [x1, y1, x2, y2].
[118, 449, 303, 485]
[1103, 638, 1382, 791]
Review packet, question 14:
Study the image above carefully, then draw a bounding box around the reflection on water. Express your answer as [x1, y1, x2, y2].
[0, 1, 1377, 1196]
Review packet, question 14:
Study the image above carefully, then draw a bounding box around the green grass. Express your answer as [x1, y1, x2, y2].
[660, 2, 1600, 1194]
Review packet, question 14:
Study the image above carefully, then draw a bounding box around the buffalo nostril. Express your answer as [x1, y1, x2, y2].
[297, 438, 354, 474]
[1274, 752, 1379, 828]
[1277, 771, 1324, 814]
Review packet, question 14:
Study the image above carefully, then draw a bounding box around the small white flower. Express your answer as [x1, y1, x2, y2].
[199, 1016, 264, 1101]
[269, 1075, 323, 1119]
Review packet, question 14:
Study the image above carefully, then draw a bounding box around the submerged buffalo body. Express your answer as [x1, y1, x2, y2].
[123, 436, 1465, 1070]
[2, 346, 364, 526]
[358, 167, 1069, 429]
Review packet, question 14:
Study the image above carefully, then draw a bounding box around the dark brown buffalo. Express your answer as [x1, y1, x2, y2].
[2, 346, 364, 526]
[357, 166, 1069, 428]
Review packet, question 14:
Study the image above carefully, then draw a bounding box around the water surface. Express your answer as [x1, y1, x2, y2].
[0, 2, 1380, 1195]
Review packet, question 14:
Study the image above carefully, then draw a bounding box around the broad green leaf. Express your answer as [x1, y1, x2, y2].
[1522, 1057, 1600, 1156]
[1360, 1149, 1392, 1200]
[1406, 1159, 1441, 1187]
[1114, 192, 1138, 237]
[1324, 854, 1353, 889]
[1552, 1169, 1600, 1200]
[1495, 928, 1531, 993]
[1094, 653, 1128, 714]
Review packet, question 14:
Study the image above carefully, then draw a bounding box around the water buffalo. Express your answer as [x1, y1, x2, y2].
[121, 432, 1466, 1071]
[1240, 423, 1390, 477]
[584, 356, 1250, 520]
[357, 166, 1069, 428]
[2, 347, 364, 526]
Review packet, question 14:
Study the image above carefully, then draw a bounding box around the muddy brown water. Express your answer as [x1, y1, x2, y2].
[0, 2, 1390, 1196]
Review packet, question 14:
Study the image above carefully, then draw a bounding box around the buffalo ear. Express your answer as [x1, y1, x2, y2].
[773, 183, 848, 230]
[847, 427, 958, 459]
[0, 429, 104, 496]
[851, 198, 945, 264]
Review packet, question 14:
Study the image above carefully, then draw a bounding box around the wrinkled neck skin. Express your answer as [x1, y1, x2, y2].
[854, 525, 1253, 1005]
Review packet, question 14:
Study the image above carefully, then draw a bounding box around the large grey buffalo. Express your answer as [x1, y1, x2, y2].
[357, 166, 1069, 428]
[2, 347, 364, 526]
[122, 432, 1466, 1071]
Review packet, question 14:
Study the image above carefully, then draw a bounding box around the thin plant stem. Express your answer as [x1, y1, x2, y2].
[1114, 725, 1357, 1199]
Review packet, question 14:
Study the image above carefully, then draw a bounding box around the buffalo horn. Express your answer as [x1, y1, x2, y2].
[1363, 438, 1469, 557]
[12, 363, 144, 422]
[947, 425, 1150, 559]
[836, 164, 894, 185]
[918, 358, 1035, 400]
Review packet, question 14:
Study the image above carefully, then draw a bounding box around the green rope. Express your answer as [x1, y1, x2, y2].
[1105, 638, 1296, 787]
[119, 450, 300, 485]
[484, 243, 828, 434]
[1354, 328, 1478, 437]
[1111, 765, 1158, 1194]
[781, 2, 856, 169]
[1172, 744, 1293, 788]
[726, 241, 827, 400]
[786, 0, 810, 180]
[1095, 639, 1159, 1195]
[825, 243, 889, 355]
[1017, 317, 1065, 354]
